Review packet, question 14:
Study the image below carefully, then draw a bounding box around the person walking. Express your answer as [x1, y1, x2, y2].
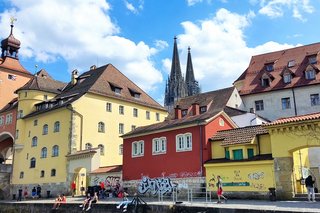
[216, 175, 227, 203]
[71, 181, 76, 197]
[305, 175, 316, 202]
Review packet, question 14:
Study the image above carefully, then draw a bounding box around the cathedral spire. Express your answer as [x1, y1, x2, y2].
[186, 47, 200, 96]
[170, 36, 183, 81]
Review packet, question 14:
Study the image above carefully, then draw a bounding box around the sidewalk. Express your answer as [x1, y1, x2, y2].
[3, 196, 320, 213]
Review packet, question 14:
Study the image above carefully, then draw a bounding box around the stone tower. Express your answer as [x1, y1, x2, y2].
[185, 47, 200, 96]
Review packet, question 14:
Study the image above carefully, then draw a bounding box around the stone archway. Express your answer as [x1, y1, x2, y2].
[0, 132, 14, 164]
[72, 167, 88, 196]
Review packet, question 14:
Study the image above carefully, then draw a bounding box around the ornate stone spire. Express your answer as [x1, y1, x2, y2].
[185, 47, 200, 96]
[164, 37, 187, 110]
[1, 17, 21, 59]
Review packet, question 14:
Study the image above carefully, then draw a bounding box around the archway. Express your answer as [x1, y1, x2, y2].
[72, 167, 88, 196]
[0, 132, 14, 164]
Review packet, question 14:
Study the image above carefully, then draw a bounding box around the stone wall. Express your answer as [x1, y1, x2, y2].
[273, 157, 294, 200]
[0, 164, 12, 200]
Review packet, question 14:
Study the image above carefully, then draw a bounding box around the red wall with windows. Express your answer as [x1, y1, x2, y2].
[0, 108, 17, 139]
[122, 114, 234, 181]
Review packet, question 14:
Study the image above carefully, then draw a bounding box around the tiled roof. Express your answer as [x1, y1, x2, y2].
[235, 42, 320, 95]
[265, 112, 320, 126]
[123, 87, 239, 137]
[0, 56, 31, 74]
[210, 125, 268, 146]
[23, 64, 166, 118]
[205, 154, 273, 164]
[17, 69, 66, 94]
[0, 98, 18, 113]
[90, 165, 122, 174]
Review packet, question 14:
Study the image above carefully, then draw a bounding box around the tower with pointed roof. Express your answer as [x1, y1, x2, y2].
[164, 37, 200, 110]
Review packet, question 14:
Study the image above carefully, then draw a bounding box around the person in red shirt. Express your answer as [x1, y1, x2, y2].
[99, 181, 105, 199]
[71, 181, 76, 197]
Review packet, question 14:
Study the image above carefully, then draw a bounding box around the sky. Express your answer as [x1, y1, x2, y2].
[0, 0, 320, 105]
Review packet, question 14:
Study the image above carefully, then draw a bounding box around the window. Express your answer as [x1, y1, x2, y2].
[309, 55, 317, 64]
[34, 119, 38, 126]
[119, 144, 123, 155]
[15, 130, 19, 139]
[28, 131, 31, 137]
[17, 110, 23, 119]
[51, 169, 56, 177]
[19, 171, 24, 179]
[98, 144, 104, 155]
[233, 149, 243, 160]
[0, 116, 4, 126]
[119, 106, 124, 115]
[287, 60, 295, 67]
[40, 170, 45, 178]
[311, 94, 320, 106]
[131, 125, 136, 131]
[8, 74, 17, 80]
[132, 140, 144, 157]
[255, 100, 264, 111]
[32, 137, 38, 147]
[54, 121, 60, 132]
[146, 111, 150, 120]
[200, 106, 207, 114]
[85, 143, 92, 150]
[156, 113, 160, 121]
[114, 88, 121, 95]
[247, 148, 254, 158]
[152, 137, 167, 154]
[30, 157, 36, 168]
[181, 110, 188, 117]
[24, 92, 27, 97]
[133, 108, 138, 117]
[42, 124, 48, 135]
[281, 97, 291, 109]
[52, 145, 59, 157]
[106, 103, 112, 112]
[266, 63, 274, 71]
[41, 147, 47, 158]
[5, 113, 12, 124]
[176, 133, 192, 152]
[119, 123, 124, 134]
[261, 78, 270, 87]
[283, 73, 292, 83]
[44, 95, 48, 100]
[98, 122, 105, 133]
[225, 148, 230, 159]
[305, 69, 316, 80]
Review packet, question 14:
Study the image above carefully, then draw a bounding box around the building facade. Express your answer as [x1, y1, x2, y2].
[11, 64, 167, 196]
[234, 43, 320, 121]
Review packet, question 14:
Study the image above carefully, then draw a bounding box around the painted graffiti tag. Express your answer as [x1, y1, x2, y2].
[138, 176, 177, 195]
[248, 172, 264, 180]
[92, 175, 121, 186]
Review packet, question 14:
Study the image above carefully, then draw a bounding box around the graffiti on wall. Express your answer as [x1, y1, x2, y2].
[248, 172, 264, 180]
[138, 176, 177, 195]
[92, 175, 121, 186]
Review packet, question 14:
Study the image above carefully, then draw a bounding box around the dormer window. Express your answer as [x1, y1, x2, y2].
[109, 82, 122, 95]
[283, 73, 292, 83]
[261, 77, 270, 87]
[309, 55, 317, 64]
[265, 63, 274, 71]
[305, 69, 316, 80]
[181, 110, 188, 117]
[287, 60, 295, 68]
[129, 88, 141, 99]
[200, 106, 207, 114]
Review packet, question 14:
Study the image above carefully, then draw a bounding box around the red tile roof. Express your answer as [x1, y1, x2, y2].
[0, 56, 31, 74]
[264, 112, 320, 126]
[210, 125, 268, 146]
[90, 165, 122, 174]
[235, 42, 320, 95]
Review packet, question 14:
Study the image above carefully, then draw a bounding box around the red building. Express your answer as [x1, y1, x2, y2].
[122, 87, 246, 191]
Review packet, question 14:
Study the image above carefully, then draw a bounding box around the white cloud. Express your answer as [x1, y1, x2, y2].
[258, 0, 314, 21]
[163, 8, 297, 92]
[124, 0, 144, 14]
[0, 0, 162, 91]
[154, 40, 169, 50]
[186, 0, 203, 6]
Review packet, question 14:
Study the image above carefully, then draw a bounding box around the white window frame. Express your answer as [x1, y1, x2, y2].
[133, 108, 138, 117]
[119, 123, 124, 134]
[5, 113, 12, 124]
[283, 73, 292, 83]
[119, 105, 124, 115]
[0, 116, 4, 126]
[305, 69, 316, 80]
[176, 133, 192, 152]
[146, 111, 150, 120]
[132, 140, 144, 157]
[106, 102, 112, 112]
[156, 113, 160, 121]
[152, 137, 167, 155]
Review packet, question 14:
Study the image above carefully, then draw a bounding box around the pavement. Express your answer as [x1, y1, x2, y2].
[2, 196, 320, 212]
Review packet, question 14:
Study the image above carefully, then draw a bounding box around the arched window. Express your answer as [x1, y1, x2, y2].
[52, 145, 59, 157]
[41, 147, 47, 158]
[85, 143, 92, 150]
[54, 121, 60, 132]
[40, 170, 45, 178]
[30, 157, 36, 168]
[43, 124, 48, 135]
[98, 144, 104, 155]
[51, 169, 56, 177]
[98, 122, 105, 133]
[32, 136, 38, 147]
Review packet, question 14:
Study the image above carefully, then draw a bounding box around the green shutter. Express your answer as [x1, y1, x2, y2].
[233, 149, 243, 160]
[247, 148, 254, 158]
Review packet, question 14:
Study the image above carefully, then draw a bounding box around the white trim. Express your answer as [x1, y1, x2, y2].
[176, 133, 192, 152]
[131, 140, 144, 157]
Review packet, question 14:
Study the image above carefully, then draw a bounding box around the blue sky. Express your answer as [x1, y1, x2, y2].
[0, 0, 320, 105]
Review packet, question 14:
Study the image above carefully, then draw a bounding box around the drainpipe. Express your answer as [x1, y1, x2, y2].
[66, 104, 83, 151]
[199, 124, 203, 177]
[291, 88, 297, 116]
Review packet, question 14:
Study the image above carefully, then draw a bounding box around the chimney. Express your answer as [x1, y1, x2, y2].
[71, 69, 79, 85]
[192, 102, 200, 116]
[174, 105, 182, 119]
[90, 65, 96, 70]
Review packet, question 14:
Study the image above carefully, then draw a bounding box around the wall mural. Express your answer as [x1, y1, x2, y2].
[138, 176, 177, 195]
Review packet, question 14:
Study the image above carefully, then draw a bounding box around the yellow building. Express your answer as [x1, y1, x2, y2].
[11, 64, 167, 195]
[205, 125, 275, 198]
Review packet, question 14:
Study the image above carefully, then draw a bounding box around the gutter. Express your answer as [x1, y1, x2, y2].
[66, 104, 83, 151]
[291, 88, 298, 116]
